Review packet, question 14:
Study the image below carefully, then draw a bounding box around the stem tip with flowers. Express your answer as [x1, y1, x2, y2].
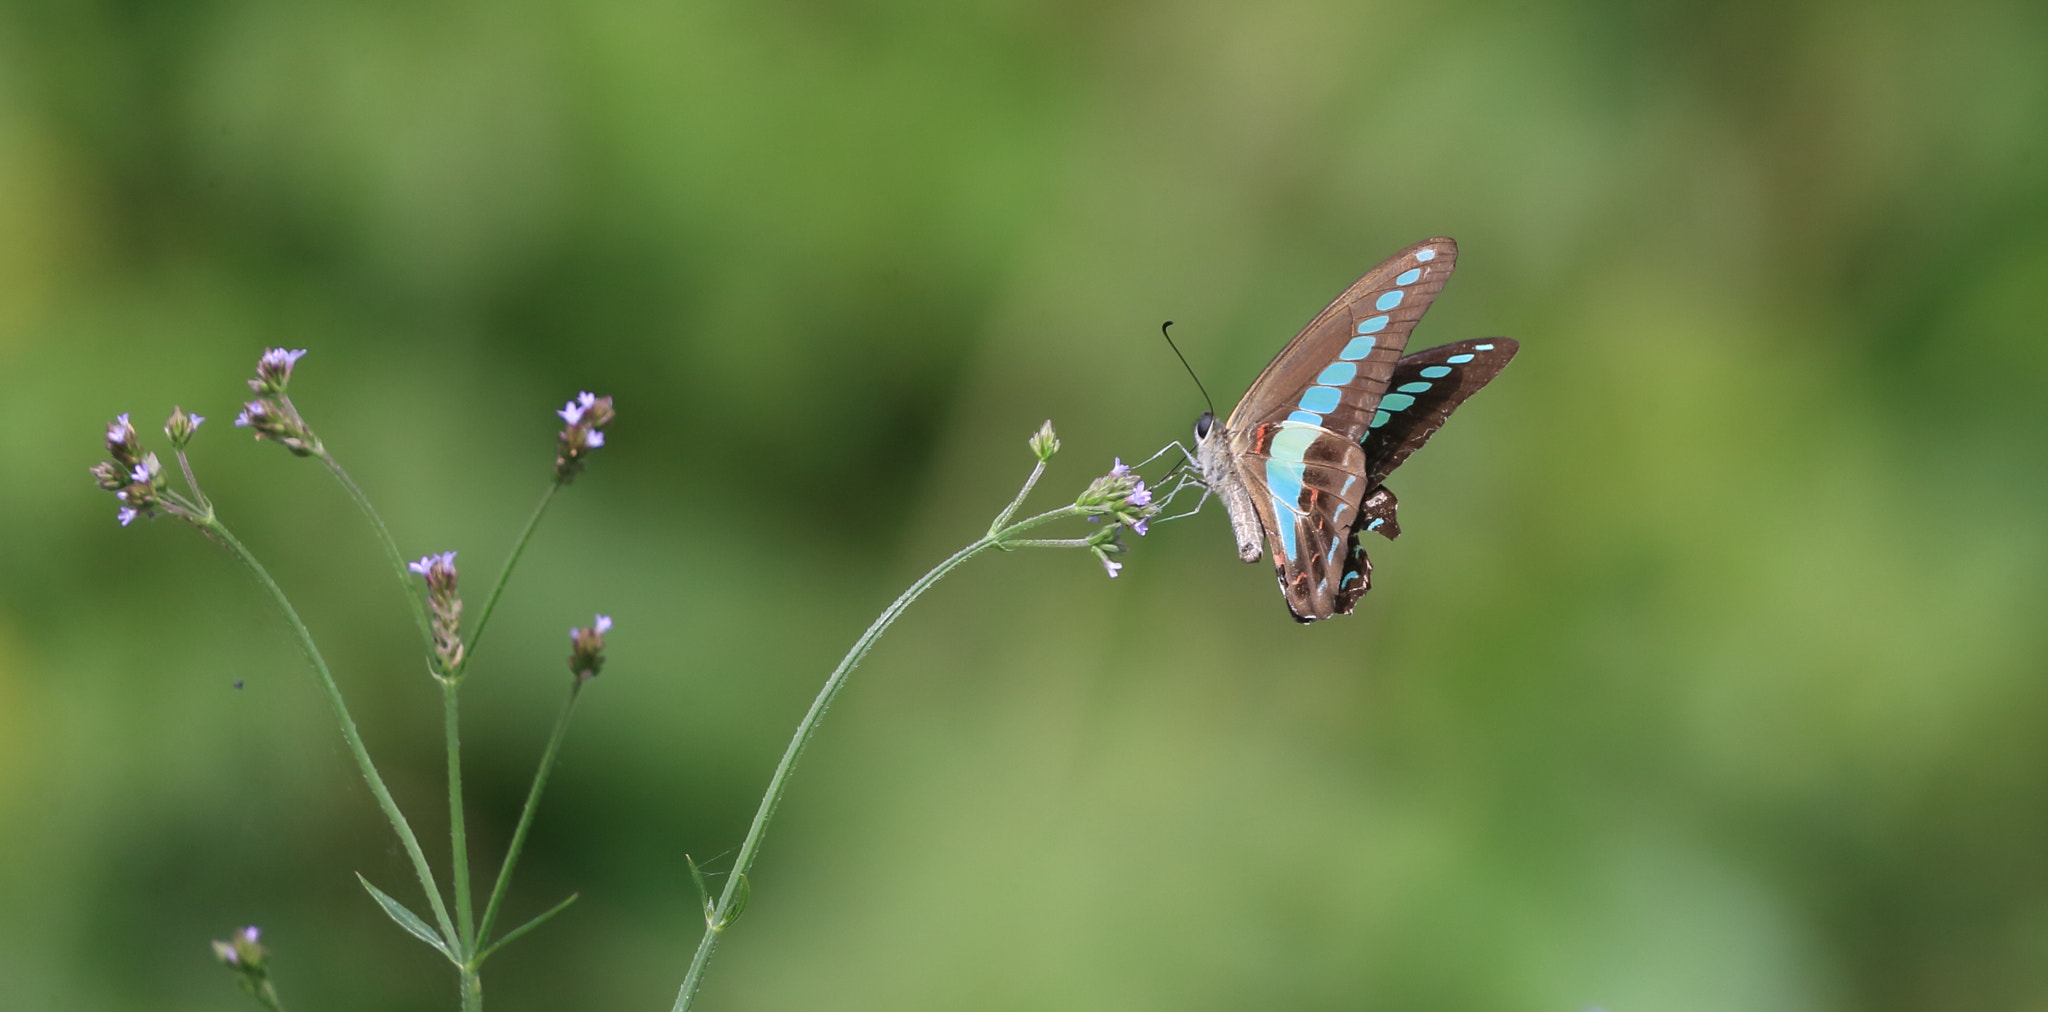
[672, 420, 1188, 1011]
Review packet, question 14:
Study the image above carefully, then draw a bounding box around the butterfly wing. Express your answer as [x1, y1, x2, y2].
[1228, 421, 1372, 623]
[1217, 237, 1460, 622]
[1363, 337, 1520, 486]
[1332, 338, 1519, 617]
[1225, 237, 1459, 442]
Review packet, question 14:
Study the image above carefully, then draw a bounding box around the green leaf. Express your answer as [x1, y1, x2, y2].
[476, 892, 579, 964]
[685, 854, 714, 923]
[356, 873, 456, 961]
[717, 872, 751, 929]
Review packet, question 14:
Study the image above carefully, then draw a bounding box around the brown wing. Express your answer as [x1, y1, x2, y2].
[1363, 337, 1520, 486]
[1230, 421, 1372, 623]
[1225, 238, 1460, 444]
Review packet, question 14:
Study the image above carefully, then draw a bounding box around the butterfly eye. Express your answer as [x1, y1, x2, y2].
[1194, 412, 1214, 442]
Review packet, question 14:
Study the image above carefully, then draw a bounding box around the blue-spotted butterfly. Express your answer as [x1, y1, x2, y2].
[1192, 238, 1516, 622]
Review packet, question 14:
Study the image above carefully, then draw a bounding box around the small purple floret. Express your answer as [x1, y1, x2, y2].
[117, 507, 139, 526]
[595, 614, 612, 633]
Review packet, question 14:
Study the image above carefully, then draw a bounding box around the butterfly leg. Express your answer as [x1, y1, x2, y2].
[1153, 476, 1211, 523]
[1131, 440, 1196, 470]
[1359, 486, 1401, 540]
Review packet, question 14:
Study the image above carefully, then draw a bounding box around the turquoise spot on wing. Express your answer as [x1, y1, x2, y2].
[1474, 343, 1494, 351]
[1396, 268, 1422, 285]
[1380, 393, 1416, 411]
[1342, 570, 1361, 586]
[1288, 410, 1323, 425]
[1396, 381, 1432, 394]
[1317, 362, 1358, 386]
[1357, 315, 1388, 335]
[1367, 517, 1384, 531]
[1269, 423, 1319, 462]
[1340, 336, 1375, 360]
[1298, 386, 1342, 414]
[1370, 409, 1390, 428]
[1447, 353, 1475, 364]
[1419, 365, 1453, 378]
[1374, 290, 1404, 311]
[1414, 249, 1437, 262]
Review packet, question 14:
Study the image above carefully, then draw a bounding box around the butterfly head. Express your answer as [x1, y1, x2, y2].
[1193, 410, 1216, 446]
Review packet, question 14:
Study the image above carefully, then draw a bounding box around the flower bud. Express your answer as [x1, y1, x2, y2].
[1028, 420, 1059, 463]
[234, 399, 316, 456]
[569, 614, 611, 682]
[408, 552, 465, 672]
[211, 926, 279, 1006]
[105, 413, 143, 468]
[554, 392, 615, 483]
[248, 348, 307, 396]
[165, 406, 204, 448]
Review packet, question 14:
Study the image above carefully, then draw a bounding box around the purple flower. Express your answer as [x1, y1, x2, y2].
[557, 392, 599, 425]
[409, 551, 458, 578]
[105, 413, 143, 466]
[117, 507, 139, 526]
[410, 552, 465, 671]
[554, 392, 616, 483]
[569, 613, 611, 682]
[1100, 555, 1123, 578]
[250, 348, 308, 395]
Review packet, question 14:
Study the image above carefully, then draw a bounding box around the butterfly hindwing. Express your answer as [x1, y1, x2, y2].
[1362, 337, 1520, 486]
[1227, 238, 1460, 444]
[1232, 421, 1371, 622]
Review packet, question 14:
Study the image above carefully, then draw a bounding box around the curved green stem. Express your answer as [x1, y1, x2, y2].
[670, 497, 1084, 1011]
[312, 443, 436, 659]
[205, 518, 460, 952]
[476, 682, 583, 950]
[458, 481, 560, 675]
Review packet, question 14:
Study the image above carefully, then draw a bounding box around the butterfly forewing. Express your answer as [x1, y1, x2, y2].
[1362, 337, 1520, 486]
[1226, 237, 1459, 443]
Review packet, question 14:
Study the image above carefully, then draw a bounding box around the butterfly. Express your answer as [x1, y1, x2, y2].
[1191, 238, 1517, 623]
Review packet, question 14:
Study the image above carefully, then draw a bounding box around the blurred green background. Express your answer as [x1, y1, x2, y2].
[4, 0, 2047, 1009]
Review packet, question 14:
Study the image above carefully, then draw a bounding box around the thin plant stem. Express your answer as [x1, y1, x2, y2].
[204, 518, 461, 952]
[476, 682, 583, 950]
[671, 498, 1085, 1011]
[460, 968, 482, 1012]
[988, 459, 1046, 533]
[306, 435, 435, 658]
[459, 481, 560, 675]
[173, 448, 209, 510]
[444, 679, 476, 954]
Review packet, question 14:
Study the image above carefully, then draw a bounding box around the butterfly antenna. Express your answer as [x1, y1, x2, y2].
[1160, 321, 1216, 417]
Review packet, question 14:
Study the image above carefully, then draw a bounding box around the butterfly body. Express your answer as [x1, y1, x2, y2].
[1191, 238, 1517, 623]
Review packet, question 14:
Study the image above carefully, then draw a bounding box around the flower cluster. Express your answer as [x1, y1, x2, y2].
[554, 392, 615, 483]
[211, 926, 280, 1005]
[234, 348, 316, 456]
[1074, 458, 1158, 578]
[409, 551, 465, 672]
[89, 413, 171, 526]
[1075, 458, 1158, 535]
[569, 614, 611, 683]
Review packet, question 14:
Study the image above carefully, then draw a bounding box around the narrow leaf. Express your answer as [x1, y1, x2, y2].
[685, 854, 714, 923]
[717, 872, 751, 929]
[356, 873, 455, 960]
[477, 893, 579, 964]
